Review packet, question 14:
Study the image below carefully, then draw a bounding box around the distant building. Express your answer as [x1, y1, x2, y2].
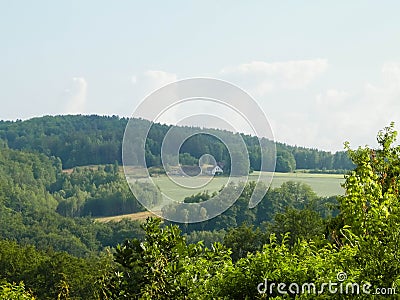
[167, 163, 224, 176]
[204, 164, 223, 175]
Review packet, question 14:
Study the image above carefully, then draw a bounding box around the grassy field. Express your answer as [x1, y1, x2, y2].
[150, 171, 345, 202]
[267, 172, 345, 196]
[98, 171, 345, 222]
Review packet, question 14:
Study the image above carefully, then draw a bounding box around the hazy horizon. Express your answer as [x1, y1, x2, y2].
[2, 1, 400, 151]
[0, 113, 369, 154]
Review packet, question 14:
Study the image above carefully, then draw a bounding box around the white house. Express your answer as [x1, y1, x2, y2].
[204, 165, 223, 175]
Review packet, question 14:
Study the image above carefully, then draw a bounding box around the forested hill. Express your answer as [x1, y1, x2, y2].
[0, 115, 126, 169]
[0, 115, 353, 172]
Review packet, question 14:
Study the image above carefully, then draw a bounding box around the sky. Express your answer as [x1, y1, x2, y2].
[1, 1, 400, 151]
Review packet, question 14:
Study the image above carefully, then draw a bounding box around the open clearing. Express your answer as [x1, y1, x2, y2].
[97, 171, 345, 222]
[96, 210, 161, 222]
[150, 171, 344, 202]
[267, 172, 344, 196]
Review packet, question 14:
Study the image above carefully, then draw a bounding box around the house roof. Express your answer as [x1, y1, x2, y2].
[205, 165, 223, 172]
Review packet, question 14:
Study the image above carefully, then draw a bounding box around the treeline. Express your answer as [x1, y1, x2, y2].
[1, 124, 399, 299]
[52, 165, 160, 218]
[100, 124, 400, 299]
[163, 181, 338, 235]
[0, 239, 110, 299]
[0, 146, 340, 298]
[0, 146, 336, 299]
[0, 147, 147, 256]
[0, 115, 125, 168]
[76, 125, 400, 298]
[0, 115, 354, 172]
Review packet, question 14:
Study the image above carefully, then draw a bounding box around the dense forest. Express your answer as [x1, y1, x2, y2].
[0, 147, 148, 256]
[0, 142, 335, 254]
[1, 117, 398, 299]
[0, 115, 354, 172]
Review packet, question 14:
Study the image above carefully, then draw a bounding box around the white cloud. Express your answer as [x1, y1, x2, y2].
[65, 77, 87, 114]
[132, 70, 177, 95]
[126, 62, 400, 152]
[129, 70, 259, 135]
[144, 70, 177, 86]
[381, 62, 400, 86]
[220, 59, 328, 96]
[315, 89, 349, 107]
[301, 62, 400, 151]
[362, 61, 400, 130]
[365, 62, 400, 102]
[127, 69, 179, 120]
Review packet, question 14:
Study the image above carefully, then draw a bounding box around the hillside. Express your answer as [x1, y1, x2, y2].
[0, 119, 399, 299]
[0, 114, 354, 172]
[0, 146, 147, 256]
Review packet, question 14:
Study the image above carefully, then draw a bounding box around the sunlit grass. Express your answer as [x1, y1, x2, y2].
[150, 171, 344, 202]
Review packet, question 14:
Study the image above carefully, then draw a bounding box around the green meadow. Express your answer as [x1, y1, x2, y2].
[150, 171, 345, 202]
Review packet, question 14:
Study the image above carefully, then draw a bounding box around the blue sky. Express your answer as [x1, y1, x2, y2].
[1, 1, 400, 151]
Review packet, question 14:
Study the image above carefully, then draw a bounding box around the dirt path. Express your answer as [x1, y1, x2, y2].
[95, 210, 162, 222]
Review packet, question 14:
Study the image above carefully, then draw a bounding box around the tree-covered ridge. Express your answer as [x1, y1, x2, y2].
[163, 181, 337, 235]
[0, 146, 336, 299]
[0, 240, 111, 300]
[0, 115, 126, 168]
[0, 114, 354, 172]
[101, 124, 400, 299]
[0, 147, 146, 256]
[0, 144, 333, 257]
[0, 124, 398, 299]
[52, 165, 151, 218]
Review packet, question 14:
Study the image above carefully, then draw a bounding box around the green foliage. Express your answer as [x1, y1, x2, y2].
[0, 282, 35, 299]
[103, 218, 232, 299]
[339, 122, 400, 237]
[0, 240, 113, 299]
[0, 148, 145, 256]
[0, 115, 353, 172]
[335, 122, 400, 288]
[183, 191, 214, 204]
[267, 207, 325, 246]
[217, 237, 359, 300]
[1, 117, 398, 299]
[276, 149, 296, 172]
[164, 181, 336, 239]
[52, 165, 147, 217]
[0, 115, 125, 168]
[103, 218, 365, 299]
[179, 152, 199, 165]
[223, 224, 267, 261]
[101, 124, 400, 299]
[185, 229, 226, 247]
